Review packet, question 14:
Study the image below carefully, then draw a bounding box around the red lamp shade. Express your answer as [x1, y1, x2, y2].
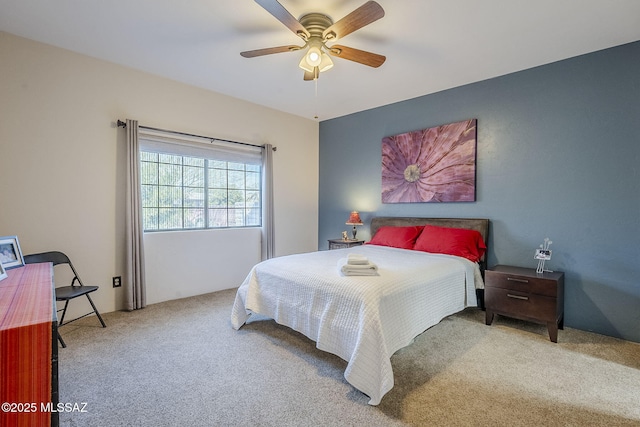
[346, 211, 363, 225]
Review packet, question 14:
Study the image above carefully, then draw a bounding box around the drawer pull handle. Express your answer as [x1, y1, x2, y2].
[507, 277, 529, 283]
[507, 294, 529, 301]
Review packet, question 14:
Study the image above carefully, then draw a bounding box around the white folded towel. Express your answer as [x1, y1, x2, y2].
[347, 253, 369, 265]
[338, 257, 379, 276]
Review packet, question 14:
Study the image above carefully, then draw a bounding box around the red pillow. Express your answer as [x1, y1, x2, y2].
[367, 225, 425, 250]
[413, 225, 486, 262]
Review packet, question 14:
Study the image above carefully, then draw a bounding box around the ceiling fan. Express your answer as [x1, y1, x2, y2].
[240, 0, 386, 81]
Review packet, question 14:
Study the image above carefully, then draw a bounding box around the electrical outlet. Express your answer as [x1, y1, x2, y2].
[112, 276, 122, 288]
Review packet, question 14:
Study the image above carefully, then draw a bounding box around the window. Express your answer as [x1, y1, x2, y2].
[139, 129, 262, 232]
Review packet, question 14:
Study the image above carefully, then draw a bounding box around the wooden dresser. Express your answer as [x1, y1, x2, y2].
[485, 265, 564, 342]
[0, 263, 59, 427]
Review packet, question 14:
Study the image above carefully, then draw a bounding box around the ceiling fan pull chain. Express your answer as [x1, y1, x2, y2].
[314, 78, 319, 120]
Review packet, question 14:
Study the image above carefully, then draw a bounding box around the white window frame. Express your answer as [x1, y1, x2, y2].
[138, 128, 263, 232]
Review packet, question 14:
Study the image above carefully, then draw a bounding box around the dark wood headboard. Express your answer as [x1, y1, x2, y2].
[370, 216, 490, 264]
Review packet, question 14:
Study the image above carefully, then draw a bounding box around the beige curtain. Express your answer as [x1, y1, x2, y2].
[125, 119, 146, 310]
[261, 144, 275, 260]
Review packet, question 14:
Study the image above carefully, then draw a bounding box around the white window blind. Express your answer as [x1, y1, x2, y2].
[139, 128, 262, 164]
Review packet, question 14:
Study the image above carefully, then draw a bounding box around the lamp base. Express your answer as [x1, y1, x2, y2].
[352, 226, 357, 240]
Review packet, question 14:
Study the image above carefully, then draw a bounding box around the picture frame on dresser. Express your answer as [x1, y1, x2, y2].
[0, 235, 25, 269]
[0, 261, 7, 281]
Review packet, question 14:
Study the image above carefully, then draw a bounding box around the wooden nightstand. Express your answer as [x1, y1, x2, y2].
[328, 239, 364, 250]
[485, 265, 564, 342]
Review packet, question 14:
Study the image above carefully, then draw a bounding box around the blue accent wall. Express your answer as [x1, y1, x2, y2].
[318, 41, 640, 342]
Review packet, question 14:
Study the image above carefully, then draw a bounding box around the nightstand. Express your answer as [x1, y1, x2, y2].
[485, 265, 564, 342]
[328, 239, 364, 250]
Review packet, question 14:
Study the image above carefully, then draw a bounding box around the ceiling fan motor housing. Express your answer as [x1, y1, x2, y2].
[298, 13, 334, 40]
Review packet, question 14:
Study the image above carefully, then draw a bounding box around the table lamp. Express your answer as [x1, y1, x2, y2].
[345, 211, 363, 240]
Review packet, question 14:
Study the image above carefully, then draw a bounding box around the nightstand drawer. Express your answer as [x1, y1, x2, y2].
[485, 270, 557, 297]
[485, 287, 557, 322]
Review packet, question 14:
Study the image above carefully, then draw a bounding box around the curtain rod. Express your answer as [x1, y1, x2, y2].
[116, 120, 276, 151]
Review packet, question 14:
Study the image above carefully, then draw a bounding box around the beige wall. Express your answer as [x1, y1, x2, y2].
[0, 32, 319, 315]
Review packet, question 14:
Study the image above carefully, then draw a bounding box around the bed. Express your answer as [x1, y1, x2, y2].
[231, 217, 489, 405]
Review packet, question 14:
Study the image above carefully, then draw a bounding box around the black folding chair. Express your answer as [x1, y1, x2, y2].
[23, 251, 106, 348]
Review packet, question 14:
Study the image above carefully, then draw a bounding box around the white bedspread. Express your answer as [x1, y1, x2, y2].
[230, 245, 483, 405]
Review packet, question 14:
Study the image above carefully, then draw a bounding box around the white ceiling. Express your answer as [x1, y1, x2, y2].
[1, 0, 639, 121]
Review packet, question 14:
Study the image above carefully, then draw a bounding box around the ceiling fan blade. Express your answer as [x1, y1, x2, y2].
[240, 45, 302, 58]
[328, 45, 386, 68]
[323, 1, 384, 40]
[255, 0, 310, 39]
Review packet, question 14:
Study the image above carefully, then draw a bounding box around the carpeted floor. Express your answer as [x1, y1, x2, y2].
[57, 288, 640, 426]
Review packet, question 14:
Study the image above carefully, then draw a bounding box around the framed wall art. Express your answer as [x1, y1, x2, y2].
[0, 235, 25, 269]
[381, 118, 477, 203]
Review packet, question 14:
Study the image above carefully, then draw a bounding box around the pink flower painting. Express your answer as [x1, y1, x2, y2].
[381, 119, 477, 203]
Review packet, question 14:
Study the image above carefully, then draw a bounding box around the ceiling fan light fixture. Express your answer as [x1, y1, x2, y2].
[299, 50, 334, 74]
[318, 52, 334, 72]
[299, 45, 326, 72]
[307, 47, 322, 65]
[298, 55, 314, 73]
